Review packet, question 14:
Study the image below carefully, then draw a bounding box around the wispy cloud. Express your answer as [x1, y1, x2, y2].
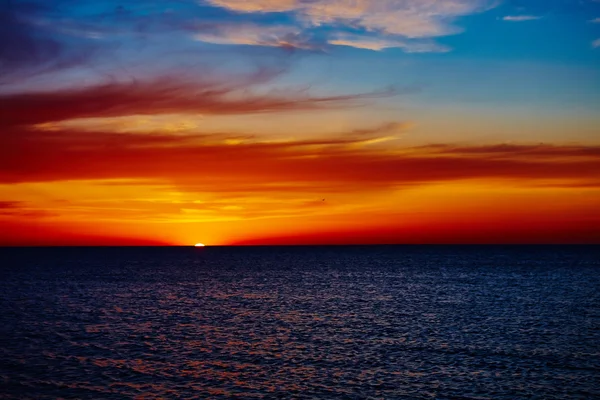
[193, 23, 318, 50]
[502, 15, 543, 22]
[207, 0, 496, 52]
[328, 33, 450, 52]
[0, 0, 498, 85]
[0, 201, 57, 218]
[0, 72, 397, 127]
[593, 38, 600, 48]
[208, 0, 495, 38]
[590, 17, 600, 23]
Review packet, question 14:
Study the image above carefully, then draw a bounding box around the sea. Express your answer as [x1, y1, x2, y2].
[0, 245, 599, 399]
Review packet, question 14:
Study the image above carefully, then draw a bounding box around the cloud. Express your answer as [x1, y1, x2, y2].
[418, 143, 600, 158]
[328, 33, 450, 52]
[0, 73, 397, 127]
[206, 0, 300, 13]
[194, 24, 451, 52]
[0, 201, 57, 218]
[206, 0, 496, 52]
[590, 17, 600, 23]
[0, 201, 23, 210]
[0, 1, 304, 84]
[2, 121, 599, 191]
[593, 38, 600, 48]
[502, 15, 543, 21]
[208, 0, 495, 38]
[0, 0, 493, 83]
[351, 121, 415, 136]
[193, 23, 318, 50]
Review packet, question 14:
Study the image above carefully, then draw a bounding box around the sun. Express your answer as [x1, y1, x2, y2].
[194, 243, 205, 247]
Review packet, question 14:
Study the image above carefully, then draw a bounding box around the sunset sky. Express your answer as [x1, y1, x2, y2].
[1, 0, 599, 245]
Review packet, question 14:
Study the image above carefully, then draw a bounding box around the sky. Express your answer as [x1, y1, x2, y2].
[1, 0, 600, 246]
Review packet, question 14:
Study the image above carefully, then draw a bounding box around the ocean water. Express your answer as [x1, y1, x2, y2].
[0, 245, 599, 399]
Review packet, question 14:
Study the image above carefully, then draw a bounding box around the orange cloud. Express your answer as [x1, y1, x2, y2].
[2, 122, 600, 189]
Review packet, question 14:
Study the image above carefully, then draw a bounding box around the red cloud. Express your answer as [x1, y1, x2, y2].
[0, 73, 397, 127]
[2, 124, 600, 189]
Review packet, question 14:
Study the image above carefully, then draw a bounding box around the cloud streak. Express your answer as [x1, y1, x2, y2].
[3, 123, 599, 191]
[502, 15, 543, 22]
[206, 0, 496, 51]
[328, 33, 450, 52]
[0, 0, 499, 85]
[193, 23, 319, 50]
[0, 72, 397, 127]
[207, 0, 495, 38]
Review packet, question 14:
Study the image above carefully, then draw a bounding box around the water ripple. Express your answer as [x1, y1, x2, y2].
[1, 246, 599, 399]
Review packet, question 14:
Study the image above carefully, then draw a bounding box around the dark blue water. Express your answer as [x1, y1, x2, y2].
[1, 246, 599, 399]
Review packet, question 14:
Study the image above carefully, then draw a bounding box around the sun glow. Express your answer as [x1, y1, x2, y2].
[194, 243, 205, 247]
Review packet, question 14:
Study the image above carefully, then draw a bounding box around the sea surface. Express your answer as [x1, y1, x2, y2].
[1, 245, 599, 399]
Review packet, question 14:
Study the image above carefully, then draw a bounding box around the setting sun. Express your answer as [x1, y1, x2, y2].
[194, 243, 205, 247]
